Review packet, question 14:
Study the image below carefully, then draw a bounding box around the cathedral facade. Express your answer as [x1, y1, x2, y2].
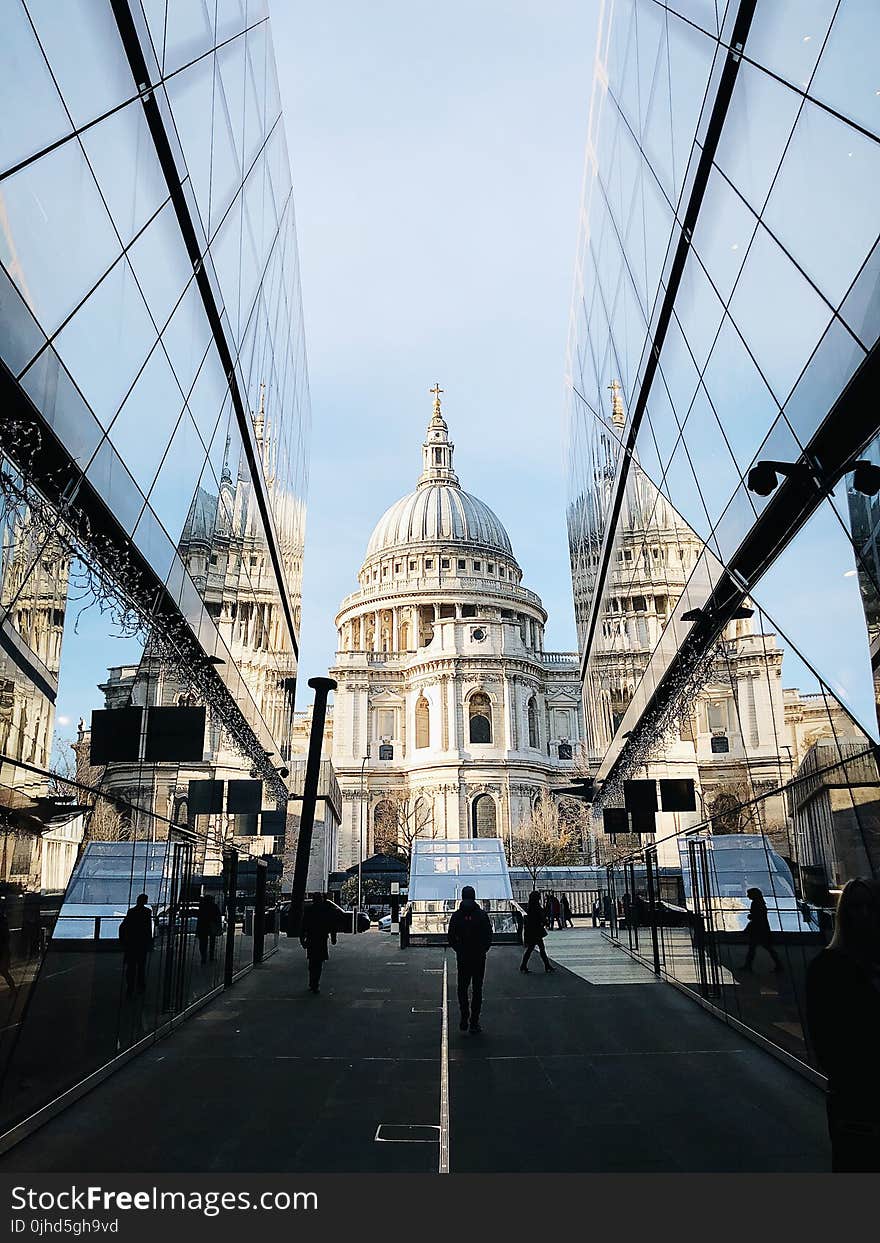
[330, 389, 582, 869]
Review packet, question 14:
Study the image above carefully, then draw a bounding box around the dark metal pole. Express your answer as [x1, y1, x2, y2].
[288, 676, 337, 937]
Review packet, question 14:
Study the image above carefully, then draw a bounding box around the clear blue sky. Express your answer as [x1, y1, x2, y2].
[270, 1, 598, 696]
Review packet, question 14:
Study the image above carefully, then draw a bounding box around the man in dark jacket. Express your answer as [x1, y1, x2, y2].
[196, 894, 222, 965]
[447, 885, 493, 1034]
[119, 893, 153, 997]
[300, 893, 338, 994]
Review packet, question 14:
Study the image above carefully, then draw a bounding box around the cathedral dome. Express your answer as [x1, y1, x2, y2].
[363, 386, 515, 561]
[366, 484, 513, 557]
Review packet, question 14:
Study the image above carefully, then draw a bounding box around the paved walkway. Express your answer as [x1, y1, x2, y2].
[0, 928, 829, 1173]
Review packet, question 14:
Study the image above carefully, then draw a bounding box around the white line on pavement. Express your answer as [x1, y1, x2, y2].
[439, 954, 450, 1174]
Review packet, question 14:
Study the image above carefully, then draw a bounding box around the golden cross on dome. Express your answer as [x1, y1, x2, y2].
[430, 382, 444, 415]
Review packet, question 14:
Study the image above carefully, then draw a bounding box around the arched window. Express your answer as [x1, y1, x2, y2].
[374, 800, 397, 853]
[471, 794, 496, 838]
[469, 691, 492, 744]
[527, 696, 538, 748]
[415, 694, 430, 749]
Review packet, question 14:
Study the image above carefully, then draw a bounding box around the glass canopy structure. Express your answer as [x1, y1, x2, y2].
[405, 838, 520, 944]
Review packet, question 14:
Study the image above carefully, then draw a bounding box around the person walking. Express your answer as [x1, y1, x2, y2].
[543, 892, 553, 931]
[196, 894, 222, 965]
[591, 898, 601, 928]
[118, 893, 153, 998]
[0, 906, 18, 994]
[447, 885, 493, 1033]
[561, 894, 574, 928]
[806, 878, 880, 1172]
[520, 891, 554, 974]
[299, 892, 338, 994]
[742, 887, 783, 973]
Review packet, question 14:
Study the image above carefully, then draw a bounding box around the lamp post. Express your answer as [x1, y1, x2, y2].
[288, 676, 336, 937]
[357, 743, 371, 916]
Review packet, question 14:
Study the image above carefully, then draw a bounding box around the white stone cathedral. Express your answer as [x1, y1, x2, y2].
[329, 387, 583, 869]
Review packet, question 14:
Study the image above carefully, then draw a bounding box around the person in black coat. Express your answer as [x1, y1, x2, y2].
[447, 885, 493, 1033]
[196, 894, 222, 965]
[119, 893, 153, 997]
[742, 887, 783, 972]
[299, 893, 338, 994]
[560, 894, 574, 928]
[806, 877, 880, 1172]
[520, 891, 554, 974]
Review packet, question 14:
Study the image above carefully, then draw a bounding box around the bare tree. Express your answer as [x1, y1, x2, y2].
[510, 796, 576, 890]
[373, 793, 436, 866]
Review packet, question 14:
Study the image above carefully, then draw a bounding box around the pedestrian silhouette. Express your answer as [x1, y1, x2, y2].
[591, 898, 601, 928]
[0, 906, 18, 994]
[561, 893, 574, 928]
[299, 892, 337, 994]
[447, 885, 493, 1033]
[742, 887, 783, 972]
[118, 893, 153, 997]
[520, 891, 554, 974]
[806, 878, 880, 1172]
[196, 894, 222, 965]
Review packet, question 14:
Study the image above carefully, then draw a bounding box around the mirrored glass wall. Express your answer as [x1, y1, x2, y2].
[1, 1, 304, 1138]
[565, 0, 880, 1069]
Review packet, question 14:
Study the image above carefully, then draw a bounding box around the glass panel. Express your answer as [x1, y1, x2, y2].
[676, 382, 742, 527]
[162, 0, 214, 76]
[164, 52, 215, 237]
[19, 345, 104, 469]
[80, 102, 169, 249]
[701, 313, 780, 468]
[0, 263, 47, 377]
[127, 200, 192, 332]
[743, 0, 836, 90]
[105, 340, 186, 495]
[762, 99, 880, 310]
[726, 223, 833, 406]
[52, 257, 156, 430]
[714, 62, 800, 214]
[783, 316, 866, 450]
[146, 410, 207, 545]
[839, 238, 880, 352]
[750, 499, 878, 740]
[0, 136, 120, 338]
[26, 0, 139, 127]
[690, 167, 758, 304]
[0, 0, 71, 171]
[809, 1, 880, 134]
[160, 276, 212, 400]
[665, 10, 716, 205]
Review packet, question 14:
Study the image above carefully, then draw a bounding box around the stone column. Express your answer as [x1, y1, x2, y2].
[509, 675, 519, 750]
[440, 675, 450, 751]
[373, 611, 380, 652]
[392, 607, 399, 652]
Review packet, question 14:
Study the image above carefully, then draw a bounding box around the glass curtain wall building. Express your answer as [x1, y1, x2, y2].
[565, 0, 880, 1073]
[0, 1, 309, 1140]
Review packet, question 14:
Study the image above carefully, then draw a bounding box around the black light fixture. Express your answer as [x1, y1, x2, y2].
[745, 459, 814, 497]
[851, 459, 880, 497]
[277, 766, 290, 778]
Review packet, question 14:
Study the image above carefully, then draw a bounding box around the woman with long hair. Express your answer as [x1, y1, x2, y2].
[520, 891, 554, 973]
[806, 878, 880, 1172]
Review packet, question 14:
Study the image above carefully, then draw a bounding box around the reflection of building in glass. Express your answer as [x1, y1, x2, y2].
[330, 391, 583, 868]
[0, 3, 308, 1143]
[565, 2, 880, 888]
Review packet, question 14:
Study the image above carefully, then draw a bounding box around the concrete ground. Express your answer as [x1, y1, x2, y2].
[0, 927, 830, 1173]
